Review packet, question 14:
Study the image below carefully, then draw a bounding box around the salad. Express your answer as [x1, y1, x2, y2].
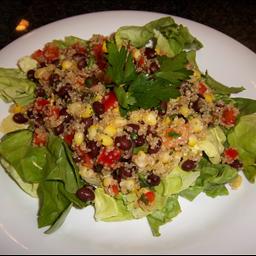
[0, 17, 255, 237]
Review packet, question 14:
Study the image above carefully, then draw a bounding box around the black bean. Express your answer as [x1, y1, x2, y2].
[59, 107, 68, 116]
[92, 101, 105, 116]
[86, 140, 100, 158]
[147, 173, 161, 186]
[57, 84, 71, 99]
[126, 124, 140, 134]
[35, 87, 46, 97]
[76, 186, 95, 202]
[158, 101, 168, 116]
[81, 117, 93, 131]
[77, 58, 87, 70]
[144, 47, 156, 59]
[134, 135, 146, 147]
[192, 99, 202, 113]
[12, 113, 28, 124]
[147, 136, 162, 154]
[149, 62, 159, 74]
[115, 135, 133, 150]
[49, 73, 60, 87]
[53, 123, 64, 135]
[27, 69, 36, 82]
[72, 53, 86, 62]
[121, 167, 133, 178]
[112, 168, 122, 183]
[181, 160, 197, 171]
[230, 160, 243, 170]
[26, 109, 34, 119]
[93, 164, 103, 173]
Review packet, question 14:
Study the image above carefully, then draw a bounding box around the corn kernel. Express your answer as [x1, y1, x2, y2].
[80, 104, 94, 118]
[204, 93, 214, 103]
[134, 151, 147, 168]
[229, 175, 242, 190]
[103, 176, 113, 187]
[129, 112, 142, 122]
[104, 125, 117, 137]
[62, 59, 75, 70]
[193, 69, 201, 80]
[162, 116, 171, 126]
[179, 106, 190, 118]
[113, 117, 127, 127]
[144, 112, 157, 126]
[102, 41, 108, 53]
[188, 135, 197, 147]
[99, 134, 113, 146]
[160, 152, 171, 164]
[74, 132, 84, 146]
[189, 118, 204, 133]
[120, 179, 136, 191]
[132, 48, 141, 60]
[113, 107, 120, 114]
[93, 94, 103, 102]
[9, 104, 25, 114]
[88, 125, 98, 140]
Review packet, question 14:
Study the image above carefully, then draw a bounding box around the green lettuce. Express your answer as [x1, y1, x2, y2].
[232, 98, 256, 117]
[228, 113, 256, 183]
[53, 36, 87, 49]
[0, 130, 87, 233]
[115, 17, 202, 56]
[196, 126, 226, 164]
[147, 196, 181, 237]
[180, 158, 238, 200]
[0, 68, 36, 106]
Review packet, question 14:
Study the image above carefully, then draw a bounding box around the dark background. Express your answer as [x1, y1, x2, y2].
[0, 0, 255, 52]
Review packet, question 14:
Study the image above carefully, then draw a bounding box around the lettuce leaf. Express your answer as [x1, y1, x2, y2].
[147, 196, 181, 237]
[228, 113, 256, 183]
[0, 68, 36, 106]
[180, 158, 238, 200]
[232, 98, 256, 117]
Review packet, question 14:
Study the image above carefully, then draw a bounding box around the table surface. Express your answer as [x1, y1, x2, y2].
[0, 0, 255, 53]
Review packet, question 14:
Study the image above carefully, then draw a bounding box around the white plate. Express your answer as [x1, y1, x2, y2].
[0, 11, 256, 255]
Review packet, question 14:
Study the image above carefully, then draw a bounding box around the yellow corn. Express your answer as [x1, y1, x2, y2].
[160, 152, 170, 164]
[74, 132, 84, 146]
[62, 59, 75, 70]
[188, 135, 197, 147]
[113, 107, 120, 114]
[132, 48, 141, 60]
[113, 117, 127, 127]
[9, 104, 25, 114]
[230, 175, 242, 190]
[99, 134, 113, 147]
[88, 125, 98, 140]
[144, 112, 157, 126]
[120, 179, 136, 191]
[104, 125, 117, 137]
[102, 41, 108, 53]
[93, 94, 103, 102]
[68, 102, 83, 116]
[204, 93, 214, 103]
[81, 104, 94, 118]
[162, 116, 171, 126]
[103, 176, 113, 187]
[179, 106, 190, 118]
[189, 118, 204, 133]
[193, 69, 201, 80]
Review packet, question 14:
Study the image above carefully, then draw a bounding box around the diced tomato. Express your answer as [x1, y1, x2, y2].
[97, 148, 121, 166]
[31, 49, 45, 64]
[198, 82, 208, 95]
[93, 43, 103, 58]
[102, 91, 118, 112]
[64, 133, 74, 146]
[33, 131, 47, 146]
[145, 191, 155, 203]
[138, 56, 145, 67]
[111, 184, 119, 196]
[35, 98, 50, 108]
[224, 148, 239, 160]
[43, 44, 60, 63]
[222, 107, 237, 125]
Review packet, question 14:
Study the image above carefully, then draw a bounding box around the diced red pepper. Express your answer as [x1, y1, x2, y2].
[224, 148, 239, 160]
[198, 82, 208, 95]
[222, 107, 237, 125]
[43, 44, 60, 63]
[102, 91, 118, 112]
[33, 131, 47, 146]
[35, 98, 50, 108]
[31, 49, 44, 63]
[145, 191, 155, 203]
[97, 148, 121, 166]
[111, 184, 119, 196]
[138, 56, 145, 67]
[64, 133, 74, 146]
[93, 43, 107, 70]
